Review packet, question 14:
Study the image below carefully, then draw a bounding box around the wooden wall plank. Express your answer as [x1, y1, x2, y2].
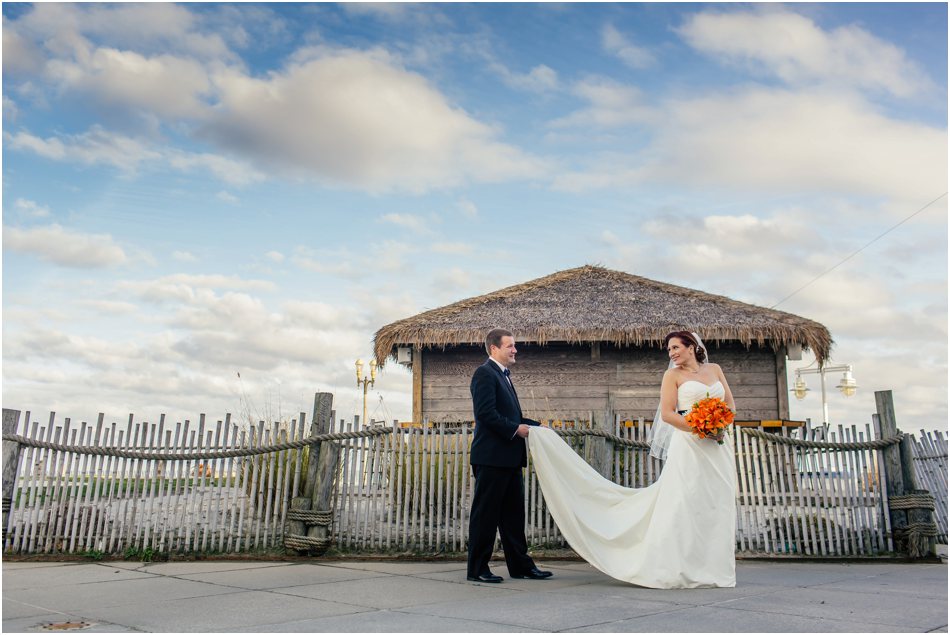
[420, 342, 782, 423]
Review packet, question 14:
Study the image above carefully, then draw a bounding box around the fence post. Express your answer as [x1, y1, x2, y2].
[875, 390, 908, 555]
[285, 393, 335, 555]
[588, 407, 612, 478]
[2, 409, 23, 544]
[875, 390, 938, 558]
[307, 394, 338, 553]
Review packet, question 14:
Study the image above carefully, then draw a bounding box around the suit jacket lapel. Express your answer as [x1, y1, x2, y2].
[487, 360, 521, 415]
[497, 363, 523, 417]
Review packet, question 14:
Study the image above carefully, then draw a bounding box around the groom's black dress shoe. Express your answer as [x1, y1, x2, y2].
[467, 573, 503, 583]
[510, 567, 553, 579]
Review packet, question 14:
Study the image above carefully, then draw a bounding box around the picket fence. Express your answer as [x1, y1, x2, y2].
[2, 411, 311, 555]
[910, 429, 948, 543]
[332, 418, 902, 557]
[2, 404, 944, 558]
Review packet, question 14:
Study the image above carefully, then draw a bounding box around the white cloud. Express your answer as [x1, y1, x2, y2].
[550, 76, 655, 129]
[600, 203, 945, 354]
[431, 242, 474, 255]
[291, 246, 362, 280]
[456, 199, 479, 218]
[432, 267, 471, 293]
[165, 150, 265, 186]
[216, 190, 239, 204]
[3, 224, 128, 268]
[340, 2, 447, 26]
[379, 213, 431, 234]
[370, 239, 414, 274]
[1, 20, 46, 75]
[6, 7, 542, 193]
[644, 88, 947, 200]
[492, 62, 559, 92]
[349, 288, 421, 328]
[5, 127, 160, 172]
[172, 251, 198, 263]
[2, 96, 18, 121]
[553, 87, 947, 201]
[166, 291, 367, 371]
[45, 47, 212, 119]
[604, 208, 825, 290]
[678, 10, 934, 98]
[600, 229, 622, 247]
[12, 3, 233, 62]
[120, 273, 275, 305]
[80, 299, 140, 315]
[7, 127, 263, 185]
[0, 301, 376, 424]
[201, 49, 547, 192]
[281, 300, 358, 330]
[602, 24, 656, 69]
[265, 251, 285, 263]
[13, 198, 51, 218]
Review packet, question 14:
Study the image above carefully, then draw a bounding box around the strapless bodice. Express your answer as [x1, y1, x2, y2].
[677, 380, 725, 412]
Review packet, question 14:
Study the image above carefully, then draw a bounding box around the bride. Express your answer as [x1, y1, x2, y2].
[528, 331, 738, 588]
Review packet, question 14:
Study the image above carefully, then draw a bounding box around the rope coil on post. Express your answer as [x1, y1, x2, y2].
[888, 493, 936, 511]
[893, 522, 940, 538]
[893, 522, 940, 558]
[283, 535, 331, 551]
[284, 509, 333, 554]
[285, 510, 333, 525]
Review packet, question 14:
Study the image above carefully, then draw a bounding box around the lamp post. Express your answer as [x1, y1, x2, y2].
[355, 358, 377, 426]
[791, 362, 858, 431]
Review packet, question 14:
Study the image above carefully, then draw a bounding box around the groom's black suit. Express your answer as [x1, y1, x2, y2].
[467, 359, 540, 578]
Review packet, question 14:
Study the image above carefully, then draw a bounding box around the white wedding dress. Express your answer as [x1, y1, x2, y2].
[528, 380, 737, 588]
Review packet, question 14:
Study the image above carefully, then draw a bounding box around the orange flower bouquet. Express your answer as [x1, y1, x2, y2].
[684, 395, 735, 444]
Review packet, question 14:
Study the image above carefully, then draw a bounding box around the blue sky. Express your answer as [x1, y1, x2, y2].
[2, 2, 947, 432]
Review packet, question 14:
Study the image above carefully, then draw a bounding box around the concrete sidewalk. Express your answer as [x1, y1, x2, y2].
[2, 558, 947, 633]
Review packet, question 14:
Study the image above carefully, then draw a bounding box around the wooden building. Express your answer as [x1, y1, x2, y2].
[373, 265, 832, 424]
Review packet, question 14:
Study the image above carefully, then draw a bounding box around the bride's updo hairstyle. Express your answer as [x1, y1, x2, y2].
[664, 331, 707, 364]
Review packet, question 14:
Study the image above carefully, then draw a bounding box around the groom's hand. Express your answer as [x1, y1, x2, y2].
[515, 424, 530, 438]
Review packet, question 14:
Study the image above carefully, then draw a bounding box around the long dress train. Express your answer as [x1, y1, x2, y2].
[528, 380, 737, 588]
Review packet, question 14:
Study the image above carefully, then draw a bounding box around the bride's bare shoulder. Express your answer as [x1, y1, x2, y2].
[706, 362, 726, 378]
[661, 367, 681, 387]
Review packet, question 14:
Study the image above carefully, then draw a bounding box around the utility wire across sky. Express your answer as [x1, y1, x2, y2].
[770, 192, 948, 310]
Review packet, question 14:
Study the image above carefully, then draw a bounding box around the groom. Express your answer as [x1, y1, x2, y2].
[466, 328, 552, 583]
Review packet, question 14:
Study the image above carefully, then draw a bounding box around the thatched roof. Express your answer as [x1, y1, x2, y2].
[373, 265, 832, 365]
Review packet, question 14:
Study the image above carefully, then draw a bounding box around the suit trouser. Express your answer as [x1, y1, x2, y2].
[467, 464, 536, 577]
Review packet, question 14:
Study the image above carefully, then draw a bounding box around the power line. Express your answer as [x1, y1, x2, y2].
[770, 192, 947, 309]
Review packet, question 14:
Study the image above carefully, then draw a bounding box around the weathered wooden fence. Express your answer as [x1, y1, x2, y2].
[3, 390, 942, 558]
[329, 418, 900, 557]
[908, 430, 947, 543]
[1, 410, 313, 555]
